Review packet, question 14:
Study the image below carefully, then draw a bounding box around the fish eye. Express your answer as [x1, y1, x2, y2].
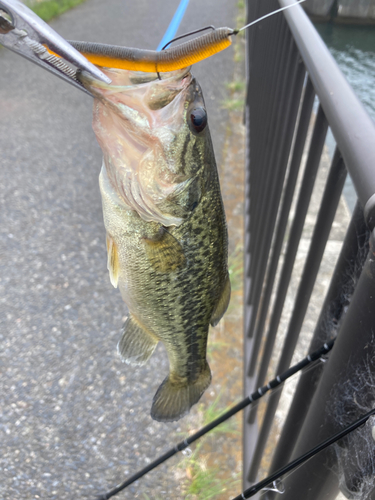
[190, 108, 207, 133]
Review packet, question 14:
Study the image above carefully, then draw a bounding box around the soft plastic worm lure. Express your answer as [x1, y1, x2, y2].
[65, 0, 305, 74]
[68, 27, 234, 73]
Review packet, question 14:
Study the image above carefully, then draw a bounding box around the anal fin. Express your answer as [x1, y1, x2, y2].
[143, 226, 185, 273]
[210, 273, 231, 327]
[106, 234, 120, 288]
[117, 315, 158, 366]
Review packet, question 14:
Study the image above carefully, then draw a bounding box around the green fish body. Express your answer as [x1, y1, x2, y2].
[84, 67, 230, 422]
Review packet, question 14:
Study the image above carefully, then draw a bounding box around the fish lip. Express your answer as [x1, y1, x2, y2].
[80, 66, 192, 93]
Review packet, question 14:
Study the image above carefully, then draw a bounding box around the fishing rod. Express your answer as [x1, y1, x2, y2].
[232, 407, 375, 499]
[95, 339, 334, 499]
[95, 338, 375, 500]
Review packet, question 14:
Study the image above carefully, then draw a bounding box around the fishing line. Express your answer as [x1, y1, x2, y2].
[95, 339, 335, 500]
[237, 0, 306, 33]
[232, 408, 375, 499]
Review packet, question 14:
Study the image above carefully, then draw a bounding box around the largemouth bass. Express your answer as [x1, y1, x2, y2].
[82, 67, 230, 422]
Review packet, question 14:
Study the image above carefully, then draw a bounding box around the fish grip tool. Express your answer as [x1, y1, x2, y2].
[0, 0, 110, 95]
[96, 339, 335, 500]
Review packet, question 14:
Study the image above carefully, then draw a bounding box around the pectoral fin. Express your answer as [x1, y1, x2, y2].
[106, 234, 120, 288]
[143, 227, 185, 273]
[210, 274, 231, 327]
[118, 315, 158, 366]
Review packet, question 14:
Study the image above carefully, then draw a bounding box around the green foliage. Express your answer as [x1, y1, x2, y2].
[226, 81, 246, 93]
[206, 339, 231, 362]
[234, 43, 244, 63]
[143, 494, 163, 500]
[228, 245, 244, 292]
[222, 98, 245, 111]
[201, 391, 240, 434]
[236, 15, 246, 28]
[28, 0, 87, 22]
[183, 447, 240, 500]
[236, 0, 246, 34]
[185, 463, 231, 500]
[179, 394, 240, 499]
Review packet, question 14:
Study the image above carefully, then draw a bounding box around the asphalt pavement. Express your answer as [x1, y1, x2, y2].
[0, 0, 236, 498]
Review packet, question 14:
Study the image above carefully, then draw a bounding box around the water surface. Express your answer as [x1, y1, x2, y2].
[315, 23, 375, 211]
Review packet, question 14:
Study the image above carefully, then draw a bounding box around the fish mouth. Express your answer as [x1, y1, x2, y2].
[81, 65, 194, 141]
[84, 67, 201, 226]
[81, 66, 192, 111]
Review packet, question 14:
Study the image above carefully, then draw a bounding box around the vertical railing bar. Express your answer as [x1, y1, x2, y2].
[245, 0, 260, 69]
[244, 2, 279, 488]
[249, 28, 293, 301]
[251, 2, 284, 184]
[244, 0, 261, 340]
[248, 39, 304, 337]
[248, 18, 289, 288]
[270, 201, 369, 473]
[248, 20, 287, 288]
[248, 105, 328, 405]
[246, 0, 269, 172]
[251, 22, 291, 280]
[247, 141, 346, 482]
[249, 0, 280, 168]
[243, 0, 262, 486]
[247, 25, 291, 327]
[245, 2, 274, 333]
[247, 77, 315, 375]
[245, 0, 266, 243]
[247, 3, 281, 250]
[247, 0, 277, 197]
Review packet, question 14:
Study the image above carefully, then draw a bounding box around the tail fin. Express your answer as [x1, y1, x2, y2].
[150, 362, 212, 422]
[117, 316, 158, 366]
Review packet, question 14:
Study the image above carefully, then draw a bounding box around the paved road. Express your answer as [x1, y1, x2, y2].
[0, 0, 236, 498]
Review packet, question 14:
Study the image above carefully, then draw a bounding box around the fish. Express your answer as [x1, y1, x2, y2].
[81, 66, 230, 422]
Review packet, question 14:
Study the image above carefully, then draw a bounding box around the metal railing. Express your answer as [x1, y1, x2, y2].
[243, 0, 375, 498]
